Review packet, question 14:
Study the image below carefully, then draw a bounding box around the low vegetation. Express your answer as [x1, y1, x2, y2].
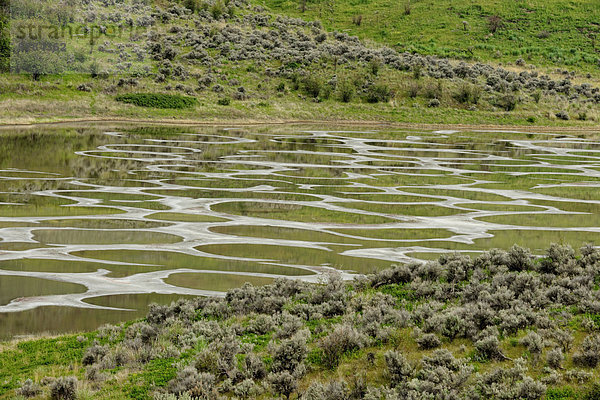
[4, 243, 600, 399]
[115, 93, 198, 109]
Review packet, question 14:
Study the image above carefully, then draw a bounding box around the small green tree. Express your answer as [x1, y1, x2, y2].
[0, 0, 9, 73]
[299, 0, 307, 13]
[303, 75, 324, 98]
[210, 1, 226, 19]
[12, 50, 66, 80]
[366, 83, 392, 103]
[488, 15, 503, 33]
[183, 0, 201, 12]
[337, 79, 355, 103]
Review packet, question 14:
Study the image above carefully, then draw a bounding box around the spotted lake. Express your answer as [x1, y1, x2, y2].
[0, 123, 599, 339]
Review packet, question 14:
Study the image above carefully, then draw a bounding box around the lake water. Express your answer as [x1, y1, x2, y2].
[1, 123, 599, 339]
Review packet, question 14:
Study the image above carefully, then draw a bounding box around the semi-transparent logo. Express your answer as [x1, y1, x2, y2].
[8, 0, 154, 78]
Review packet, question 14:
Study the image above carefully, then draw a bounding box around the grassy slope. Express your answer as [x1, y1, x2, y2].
[3, 71, 600, 129]
[255, 0, 600, 73]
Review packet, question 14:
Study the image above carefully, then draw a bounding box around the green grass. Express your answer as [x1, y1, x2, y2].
[401, 188, 511, 202]
[546, 387, 581, 399]
[209, 224, 368, 244]
[533, 186, 600, 201]
[457, 203, 545, 212]
[379, 283, 417, 302]
[0, 334, 92, 394]
[241, 333, 272, 352]
[475, 213, 600, 228]
[41, 219, 171, 229]
[124, 358, 177, 400]
[145, 189, 322, 202]
[210, 224, 454, 243]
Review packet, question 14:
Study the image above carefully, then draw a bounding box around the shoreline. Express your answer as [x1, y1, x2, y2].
[1, 117, 600, 135]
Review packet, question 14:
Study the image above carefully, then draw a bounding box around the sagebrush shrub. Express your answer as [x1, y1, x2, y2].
[384, 350, 412, 386]
[274, 312, 303, 339]
[242, 353, 266, 380]
[271, 334, 308, 375]
[74, 243, 600, 399]
[520, 331, 544, 363]
[428, 98, 440, 107]
[233, 378, 260, 398]
[82, 343, 108, 366]
[516, 376, 546, 400]
[303, 380, 348, 400]
[546, 347, 564, 369]
[268, 371, 297, 400]
[49, 377, 77, 400]
[319, 324, 366, 369]
[416, 333, 441, 350]
[189, 372, 218, 399]
[475, 335, 508, 361]
[573, 334, 600, 367]
[539, 244, 576, 274]
[565, 369, 594, 384]
[550, 329, 574, 353]
[248, 314, 274, 335]
[507, 245, 533, 271]
[168, 366, 199, 394]
[195, 349, 220, 375]
[16, 379, 41, 398]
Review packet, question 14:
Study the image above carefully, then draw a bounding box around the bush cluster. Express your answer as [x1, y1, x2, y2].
[115, 93, 198, 109]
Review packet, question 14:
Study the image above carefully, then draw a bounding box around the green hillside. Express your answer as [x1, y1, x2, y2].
[2, 0, 600, 126]
[256, 0, 600, 72]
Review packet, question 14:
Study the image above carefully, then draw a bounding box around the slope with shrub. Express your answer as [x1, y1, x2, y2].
[4, 243, 600, 399]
